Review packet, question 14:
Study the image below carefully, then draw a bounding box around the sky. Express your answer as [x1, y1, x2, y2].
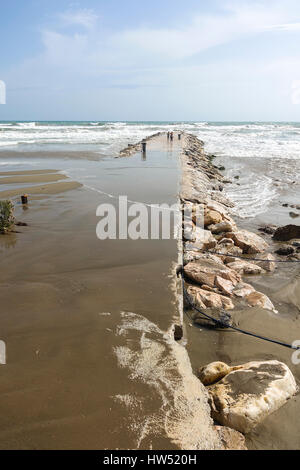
[1, 0, 300, 121]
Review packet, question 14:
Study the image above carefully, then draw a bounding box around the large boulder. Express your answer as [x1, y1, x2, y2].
[273, 225, 300, 242]
[207, 360, 297, 433]
[187, 285, 234, 310]
[224, 230, 269, 254]
[184, 259, 241, 288]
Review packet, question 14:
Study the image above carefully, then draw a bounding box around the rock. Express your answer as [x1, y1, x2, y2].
[258, 225, 277, 235]
[174, 324, 183, 341]
[275, 245, 295, 256]
[216, 426, 247, 450]
[215, 276, 235, 296]
[184, 259, 241, 289]
[198, 361, 232, 386]
[227, 260, 264, 275]
[233, 282, 255, 298]
[201, 284, 218, 292]
[290, 212, 299, 219]
[204, 209, 223, 227]
[209, 221, 236, 234]
[218, 238, 234, 246]
[208, 360, 297, 433]
[224, 230, 269, 254]
[187, 285, 235, 310]
[186, 227, 217, 250]
[246, 291, 275, 311]
[273, 225, 300, 242]
[255, 253, 276, 272]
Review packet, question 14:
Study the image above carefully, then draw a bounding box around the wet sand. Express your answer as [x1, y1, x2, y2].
[0, 135, 221, 450]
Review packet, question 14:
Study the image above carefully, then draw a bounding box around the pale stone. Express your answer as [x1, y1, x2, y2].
[215, 276, 235, 296]
[255, 253, 276, 272]
[187, 285, 235, 310]
[208, 360, 297, 433]
[204, 210, 223, 227]
[224, 230, 269, 254]
[198, 362, 232, 386]
[246, 291, 275, 311]
[209, 221, 236, 234]
[227, 260, 264, 275]
[184, 259, 241, 288]
[233, 282, 255, 298]
[186, 226, 217, 250]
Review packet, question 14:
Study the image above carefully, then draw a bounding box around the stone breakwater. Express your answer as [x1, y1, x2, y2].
[179, 133, 298, 437]
[117, 132, 298, 449]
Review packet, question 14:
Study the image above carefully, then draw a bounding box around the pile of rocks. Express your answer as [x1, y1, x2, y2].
[180, 133, 298, 442]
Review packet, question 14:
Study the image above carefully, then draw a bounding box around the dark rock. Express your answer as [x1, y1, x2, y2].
[282, 203, 289, 207]
[15, 221, 28, 227]
[289, 212, 299, 219]
[275, 245, 295, 256]
[174, 324, 183, 341]
[273, 225, 300, 241]
[258, 225, 277, 235]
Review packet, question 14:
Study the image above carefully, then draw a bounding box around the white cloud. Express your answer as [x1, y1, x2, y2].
[58, 8, 98, 30]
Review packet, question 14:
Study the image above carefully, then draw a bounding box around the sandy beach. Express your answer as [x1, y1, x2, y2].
[0, 131, 299, 450]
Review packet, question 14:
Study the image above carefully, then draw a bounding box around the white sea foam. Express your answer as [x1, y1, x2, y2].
[0, 121, 299, 217]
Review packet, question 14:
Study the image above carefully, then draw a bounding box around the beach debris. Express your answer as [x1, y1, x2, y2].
[216, 426, 247, 450]
[273, 224, 300, 241]
[223, 230, 269, 254]
[206, 360, 297, 433]
[0, 200, 14, 234]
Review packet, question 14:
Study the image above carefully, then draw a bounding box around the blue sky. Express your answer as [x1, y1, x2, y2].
[1, 0, 300, 121]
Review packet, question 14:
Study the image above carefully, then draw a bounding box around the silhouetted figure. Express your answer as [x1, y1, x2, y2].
[178, 133, 181, 140]
[170, 132, 174, 141]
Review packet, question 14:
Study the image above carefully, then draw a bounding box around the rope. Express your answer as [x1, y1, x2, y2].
[182, 281, 300, 350]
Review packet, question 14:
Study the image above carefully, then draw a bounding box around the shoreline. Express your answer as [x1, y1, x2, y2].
[0, 132, 298, 450]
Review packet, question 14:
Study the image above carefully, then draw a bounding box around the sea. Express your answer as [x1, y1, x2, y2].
[0, 121, 299, 218]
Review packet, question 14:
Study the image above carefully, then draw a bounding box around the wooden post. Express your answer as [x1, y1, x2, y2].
[21, 194, 28, 205]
